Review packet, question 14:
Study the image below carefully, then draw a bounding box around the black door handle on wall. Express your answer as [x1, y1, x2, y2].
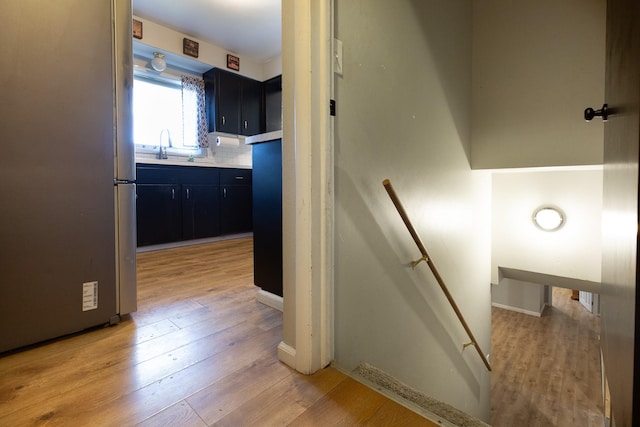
[584, 104, 608, 122]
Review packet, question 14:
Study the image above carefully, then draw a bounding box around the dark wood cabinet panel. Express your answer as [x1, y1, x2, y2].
[241, 77, 262, 135]
[251, 140, 282, 297]
[182, 184, 221, 240]
[220, 167, 252, 186]
[221, 185, 252, 234]
[136, 183, 181, 246]
[220, 168, 252, 235]
[214, 69, 241, 134]
[136, 164, 221, 247]
[204, 68, 262, 136]
[263, 75, 282, 132]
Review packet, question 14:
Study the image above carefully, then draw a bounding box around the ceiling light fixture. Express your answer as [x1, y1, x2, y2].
[532, 206, 565, 232]
[151, 52, 166, 72]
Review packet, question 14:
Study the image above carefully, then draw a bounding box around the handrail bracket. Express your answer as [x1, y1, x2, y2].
[411, 255, 428, 269]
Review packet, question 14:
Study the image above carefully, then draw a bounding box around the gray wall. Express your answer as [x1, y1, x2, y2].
[334, 0, 492, 420]
[471, 0, 606, 169]
[491, 279, 549, 316]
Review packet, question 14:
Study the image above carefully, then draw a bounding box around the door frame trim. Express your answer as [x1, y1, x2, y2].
[278, 0, 334, 374]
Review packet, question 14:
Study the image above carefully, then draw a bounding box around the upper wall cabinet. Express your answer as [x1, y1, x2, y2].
[471, 0, 606, 169]
[263, 75, 282, 133]
[241, 77, 262, 135]
[204, 68, 262, 136]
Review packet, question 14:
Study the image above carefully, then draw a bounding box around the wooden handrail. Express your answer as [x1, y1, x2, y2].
[382, 179, 492, 372]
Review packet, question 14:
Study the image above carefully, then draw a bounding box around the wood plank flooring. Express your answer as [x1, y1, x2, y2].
[0, 237, 437, 426]
[490, 287, 604, 426]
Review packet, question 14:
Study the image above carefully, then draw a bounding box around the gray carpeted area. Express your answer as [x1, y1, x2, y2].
[355, 363, 490, 427]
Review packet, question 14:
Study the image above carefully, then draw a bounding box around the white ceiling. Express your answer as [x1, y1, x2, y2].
[132, 0, 282, 63]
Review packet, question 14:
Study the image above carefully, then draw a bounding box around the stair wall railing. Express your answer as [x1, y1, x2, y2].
[382, 179, 492, 372]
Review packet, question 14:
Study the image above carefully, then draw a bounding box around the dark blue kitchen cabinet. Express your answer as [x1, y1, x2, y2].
[182, 184, 221, 240]
[204, 68, 262, 136]
[136, 183, 182, 246]
[220, 168, 253, 234]
[241, 78, 262, 136]
[263, 75, 282, 132]
[208, 68, 241, 134]
[251, 139, 283, 297]
[136, 164, 221, 246]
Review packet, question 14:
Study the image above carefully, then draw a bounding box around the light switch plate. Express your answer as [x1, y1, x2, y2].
[334, 38, 343, 76]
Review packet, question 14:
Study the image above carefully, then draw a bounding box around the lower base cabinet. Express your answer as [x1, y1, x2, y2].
[220, 168, 253, 235]
[136, 184, 181, 246]
[136, 164, 250, 247]
[182, 184, 221, 240]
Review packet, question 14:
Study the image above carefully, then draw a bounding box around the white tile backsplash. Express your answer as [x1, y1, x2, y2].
[208, 134, 252, 166]
[135, 134, 252, 168]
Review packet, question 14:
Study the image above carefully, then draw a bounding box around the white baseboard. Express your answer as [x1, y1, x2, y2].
[492, 302, 543, 317]
[257, 289, 283, 312]
[277, 341, 296, 368]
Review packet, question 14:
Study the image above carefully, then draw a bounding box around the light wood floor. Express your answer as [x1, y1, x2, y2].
[490, 287, 604, 426]
[0, 237, 436, 426]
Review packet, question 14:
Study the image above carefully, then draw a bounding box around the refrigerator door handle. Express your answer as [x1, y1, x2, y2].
[114, 179, 136, 185]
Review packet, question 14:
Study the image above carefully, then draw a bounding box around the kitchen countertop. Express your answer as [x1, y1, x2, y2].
[244, 130, 283, 145]
[135, 157, 251, 169]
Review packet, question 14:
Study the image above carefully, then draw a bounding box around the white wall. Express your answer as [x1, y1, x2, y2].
[471, 0, 606, 169]
[491, 168, 603, 284]
[132, 15, 281, 81]
[334, 0, 491, 421]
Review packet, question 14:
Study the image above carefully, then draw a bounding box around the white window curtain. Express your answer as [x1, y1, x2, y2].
[181, 75, 209, 148]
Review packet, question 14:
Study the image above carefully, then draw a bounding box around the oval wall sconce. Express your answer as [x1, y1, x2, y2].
[533, 206, 565, 231]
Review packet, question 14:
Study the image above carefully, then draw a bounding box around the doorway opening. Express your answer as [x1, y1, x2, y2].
[490, 286, 604, 425]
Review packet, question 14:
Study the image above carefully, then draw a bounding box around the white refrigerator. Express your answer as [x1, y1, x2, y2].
[0, 0, 136, 353]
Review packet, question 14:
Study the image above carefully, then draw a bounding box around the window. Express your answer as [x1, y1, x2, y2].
[133, 72, 208, 153]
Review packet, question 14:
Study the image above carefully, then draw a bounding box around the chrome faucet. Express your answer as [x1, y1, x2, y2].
[158, 128, 172, 159]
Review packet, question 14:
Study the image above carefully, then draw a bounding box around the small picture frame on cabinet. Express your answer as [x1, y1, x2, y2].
[133, 19, 143, 39]
[183, 38, 199, 58]
[227, 54, 240, 71]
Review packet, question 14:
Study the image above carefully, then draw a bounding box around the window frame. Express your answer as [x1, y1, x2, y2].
[132, 69, 204, 157]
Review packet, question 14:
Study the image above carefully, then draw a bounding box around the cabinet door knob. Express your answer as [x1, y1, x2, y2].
[223, 187, 227, 198]
[171, 188, 175, 200]
[244, 120, 248, 129]
[222, 116, 226, 125]
[584, 104, 608, 121]
[186, 188, 190, 199]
